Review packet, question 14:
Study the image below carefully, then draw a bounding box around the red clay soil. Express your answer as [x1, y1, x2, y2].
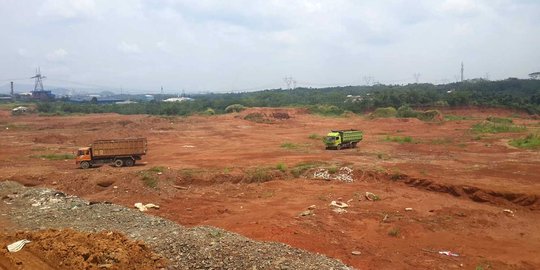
[0, 228, 167, 270]
[1, 107, 539, 269]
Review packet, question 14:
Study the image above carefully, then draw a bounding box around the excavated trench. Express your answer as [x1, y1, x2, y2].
[374, 171, 540, 210]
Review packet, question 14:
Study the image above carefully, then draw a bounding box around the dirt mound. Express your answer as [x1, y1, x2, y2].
[0, 229, 166, 270]
[241, 110, 294, 123]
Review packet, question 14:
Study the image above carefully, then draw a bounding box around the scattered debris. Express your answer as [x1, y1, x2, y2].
[182, 145, 195, 148]
[438, 250, 460, 257]
[365, 192, 380, 201]
[299, 210, 314, 217]
[382, 214, 389, 223]
[307, 205, 316, 210]
[329, 201, 349, 208]
[332, 208, 347, 214]
[351, 251, 361, 256]
[172, 185, 188, 190]
[503, 209, 514, 216]
[313, 167, 354, 183]
[405, 207, 413, 211]
[7, 239, 31, 252]
[134, 202, 160, 212]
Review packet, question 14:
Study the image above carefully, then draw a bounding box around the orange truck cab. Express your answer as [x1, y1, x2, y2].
[75, 147, 92, 167]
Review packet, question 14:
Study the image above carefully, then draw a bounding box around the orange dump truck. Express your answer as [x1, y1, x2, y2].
[75, 138, 147, 169]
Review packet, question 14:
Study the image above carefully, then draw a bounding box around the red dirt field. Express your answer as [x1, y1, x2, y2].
[1, 107, 539, 269]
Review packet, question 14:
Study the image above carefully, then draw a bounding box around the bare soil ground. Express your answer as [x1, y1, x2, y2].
[1, 107, 539, 269]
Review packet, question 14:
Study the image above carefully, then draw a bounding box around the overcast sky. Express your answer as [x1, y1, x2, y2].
[1, 0, 539, 93]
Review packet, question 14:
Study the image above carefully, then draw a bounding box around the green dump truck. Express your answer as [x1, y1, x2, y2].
[324, 130, 363, 150]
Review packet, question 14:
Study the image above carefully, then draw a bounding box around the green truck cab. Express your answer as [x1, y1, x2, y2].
[324, 129, 363, 150]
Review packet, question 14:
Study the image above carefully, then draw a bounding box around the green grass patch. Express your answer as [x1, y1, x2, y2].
[327, 165, 338, 174]
[140, 171, 158, 188]
[276, 162, 287, 172]
[308, 133, 322, 140]
[510, 134, 540, 149]
[281, 142, 300, 149]
[472, 122, 526, 133]
[430, 138, 454, 145]
[33, 153, 75, 160]
[486, 116, 513, 124]
[291, 161, 326, 178]
[179, 169, 196, 181]
[384, 135, 414, 144]
[245, 167, 274, 183]
[148, 166, 166, 173]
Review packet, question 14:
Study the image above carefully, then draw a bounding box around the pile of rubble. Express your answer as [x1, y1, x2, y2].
[312, 167, 354, 183]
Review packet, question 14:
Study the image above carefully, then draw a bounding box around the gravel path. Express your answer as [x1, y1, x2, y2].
[1, 181, 352, 270]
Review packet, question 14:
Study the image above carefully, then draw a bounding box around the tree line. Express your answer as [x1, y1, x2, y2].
[36, 78, 540, 116]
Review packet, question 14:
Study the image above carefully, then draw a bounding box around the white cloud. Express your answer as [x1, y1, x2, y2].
[441, 0, 481, 17]
[118, 41, 142, 54]
[17, 48, 30, 57]
[38, 0, 97, 19]
[46, 48, 68, 61]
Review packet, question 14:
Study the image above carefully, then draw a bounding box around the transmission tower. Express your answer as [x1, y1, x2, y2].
[460, 62, 464, 82]
[283, 76, 294, 89]
[31, 67, 46, 92]
[413, 73, 421, 84]
[363, 76, 374, 86]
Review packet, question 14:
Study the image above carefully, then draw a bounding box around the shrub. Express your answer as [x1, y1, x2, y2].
[308, 133, 322, 140]
[510, 134, 540, 149]
[224, 104, 246, 113]
[202, 108, 215, 115]
[416, 110, 443, 121]
[370, 107, 397, 118]
[307, 104, 344, 116]
[396, 105, 418, 118]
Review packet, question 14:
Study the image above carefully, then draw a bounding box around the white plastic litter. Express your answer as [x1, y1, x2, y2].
[134, 202, 160, 212]
[7, 239, 31, 252]
[329, 201, 349, 208]
[438, 250, 459, 257]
